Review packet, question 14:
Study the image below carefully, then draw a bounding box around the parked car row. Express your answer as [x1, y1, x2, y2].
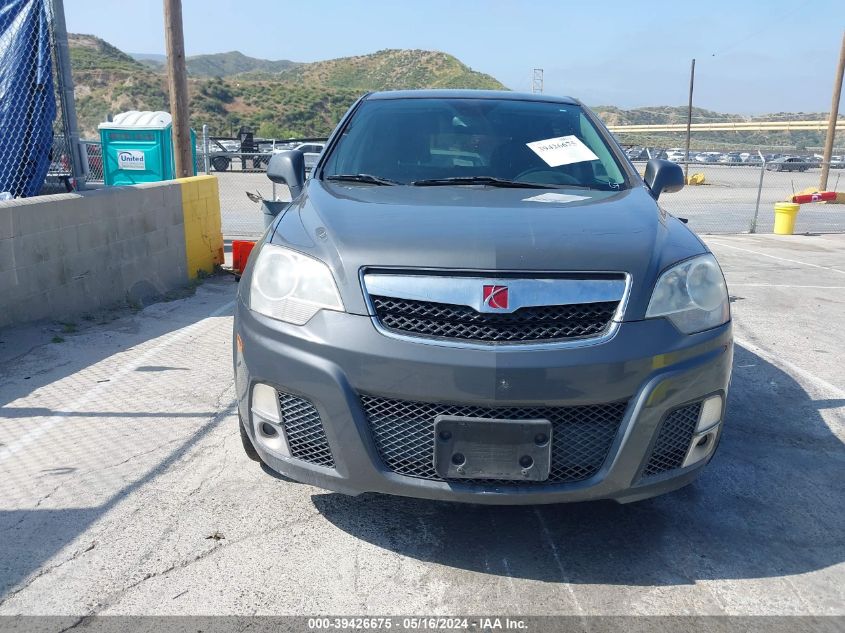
[625, 146, 844, 169]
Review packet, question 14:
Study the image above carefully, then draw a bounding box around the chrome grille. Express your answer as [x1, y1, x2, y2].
[360, 395, 628, 484]
[642, 402, 702, 477]
[278, 392, 334, 468]
[371, 296, 618, 343]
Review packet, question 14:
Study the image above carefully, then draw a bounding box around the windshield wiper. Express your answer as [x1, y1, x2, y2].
[411, 176, 556, 189]
[325, 174, 399, 186]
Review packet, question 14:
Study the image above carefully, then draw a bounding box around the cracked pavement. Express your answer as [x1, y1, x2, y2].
[0, 235, 843, 616]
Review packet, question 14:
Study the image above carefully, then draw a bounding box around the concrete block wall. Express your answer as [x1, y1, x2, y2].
[0, 177, 223, 329]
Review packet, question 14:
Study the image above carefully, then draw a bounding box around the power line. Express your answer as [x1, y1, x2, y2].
[707, 0, 811, 58]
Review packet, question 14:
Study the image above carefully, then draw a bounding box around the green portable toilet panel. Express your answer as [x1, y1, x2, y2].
[99, 111, 196, 186]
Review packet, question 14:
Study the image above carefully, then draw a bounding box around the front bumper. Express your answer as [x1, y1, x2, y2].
[234, 301, 732, 504]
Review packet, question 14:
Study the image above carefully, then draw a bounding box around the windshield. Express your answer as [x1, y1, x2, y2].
[321, 97, 628, 189]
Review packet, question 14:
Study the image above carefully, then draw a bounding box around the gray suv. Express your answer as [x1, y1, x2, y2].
[233, 90, 732, 504]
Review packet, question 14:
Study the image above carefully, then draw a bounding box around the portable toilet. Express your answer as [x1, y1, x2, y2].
[99, 111, 196, 185]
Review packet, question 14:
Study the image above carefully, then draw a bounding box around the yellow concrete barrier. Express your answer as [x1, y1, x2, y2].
[177, 175, 224, 278]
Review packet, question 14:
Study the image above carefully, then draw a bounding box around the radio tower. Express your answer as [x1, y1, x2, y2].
[532, 68, 544, 94]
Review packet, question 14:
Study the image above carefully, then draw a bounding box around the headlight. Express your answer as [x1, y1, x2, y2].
[249, 244, 344, 325]
[645, 254, 729, 334]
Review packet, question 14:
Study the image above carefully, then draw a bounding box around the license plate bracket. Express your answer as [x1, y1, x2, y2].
[433, 416, 552, 481]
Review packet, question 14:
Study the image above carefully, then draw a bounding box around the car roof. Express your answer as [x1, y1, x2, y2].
[364, 89, 579, 105]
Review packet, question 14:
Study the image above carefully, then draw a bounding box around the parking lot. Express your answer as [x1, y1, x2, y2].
[214, 166, 845, 239]
[0, 234, 843, 618]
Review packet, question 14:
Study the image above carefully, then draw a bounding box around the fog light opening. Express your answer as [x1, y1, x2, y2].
[260, 422, 279, 438]
[682, 427, 719, 468]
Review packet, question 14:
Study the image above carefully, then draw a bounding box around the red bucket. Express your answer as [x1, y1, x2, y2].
[232, 240, 256, 274]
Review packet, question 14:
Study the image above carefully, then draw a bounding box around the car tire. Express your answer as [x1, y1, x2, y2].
[239, 413, 262, 462]
[212, 157, 230, 172]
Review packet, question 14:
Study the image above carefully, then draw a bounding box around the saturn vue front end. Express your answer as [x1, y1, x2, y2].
[233, 90, 733, 504]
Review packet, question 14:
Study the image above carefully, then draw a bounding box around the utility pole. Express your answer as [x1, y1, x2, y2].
[820, 30, 845, 191]
[684, 58, 695, 181]
[163, 0, 193, 178]
[532, 69, 544, 94]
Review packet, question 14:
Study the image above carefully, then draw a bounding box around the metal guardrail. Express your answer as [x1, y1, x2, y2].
[609, 119, 845, 133]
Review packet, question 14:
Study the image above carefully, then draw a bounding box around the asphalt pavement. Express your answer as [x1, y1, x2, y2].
[0, 234, 842, 617]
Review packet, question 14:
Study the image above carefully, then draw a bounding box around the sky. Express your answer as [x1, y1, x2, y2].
[64, 0, 844, 114]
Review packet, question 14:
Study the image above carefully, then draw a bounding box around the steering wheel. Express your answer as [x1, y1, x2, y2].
[514, 168, 581, 186]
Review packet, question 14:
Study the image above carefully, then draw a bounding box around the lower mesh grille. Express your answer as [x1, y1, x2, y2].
[360, 395, 628, 484]
[278, 392, 334, 467]
[642, 402, 702, 477]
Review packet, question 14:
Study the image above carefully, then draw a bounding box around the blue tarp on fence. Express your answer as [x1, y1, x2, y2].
[0, 0, 55, 197]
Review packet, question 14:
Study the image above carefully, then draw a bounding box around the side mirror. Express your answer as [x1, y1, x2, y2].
[267, 150, 306, 199]
[644, 159, 684, 199]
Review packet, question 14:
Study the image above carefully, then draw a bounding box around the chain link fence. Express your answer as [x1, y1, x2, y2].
[195, 130, 326, 237]
[0, 0, 79, 197]
[208, 148, 845, 240]
[81, 140, 103, 182]
[632, 158, 845, 234]
[80, 137, 205, 187]
[211, 161, 283, 238]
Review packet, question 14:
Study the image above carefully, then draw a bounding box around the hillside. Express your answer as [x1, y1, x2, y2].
[274, 49, 504, 91]
[70, 34, 151, 73]
[186, 51, 299, 77]
[130, 52, 166, 70]
[71, 35, 507, 138]
[70, 34, 829, 149]
[70, 34, 170, 136]
[130, 50, 299, 76]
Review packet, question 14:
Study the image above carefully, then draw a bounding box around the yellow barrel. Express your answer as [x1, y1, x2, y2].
[773, 202, 800, 235]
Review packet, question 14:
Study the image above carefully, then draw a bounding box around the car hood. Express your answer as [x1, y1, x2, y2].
[267, 180, 706, 318]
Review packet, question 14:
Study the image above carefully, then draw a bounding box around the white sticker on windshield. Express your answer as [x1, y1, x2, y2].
[522, 192, 590, 204]
[526, 135, 599, 167]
